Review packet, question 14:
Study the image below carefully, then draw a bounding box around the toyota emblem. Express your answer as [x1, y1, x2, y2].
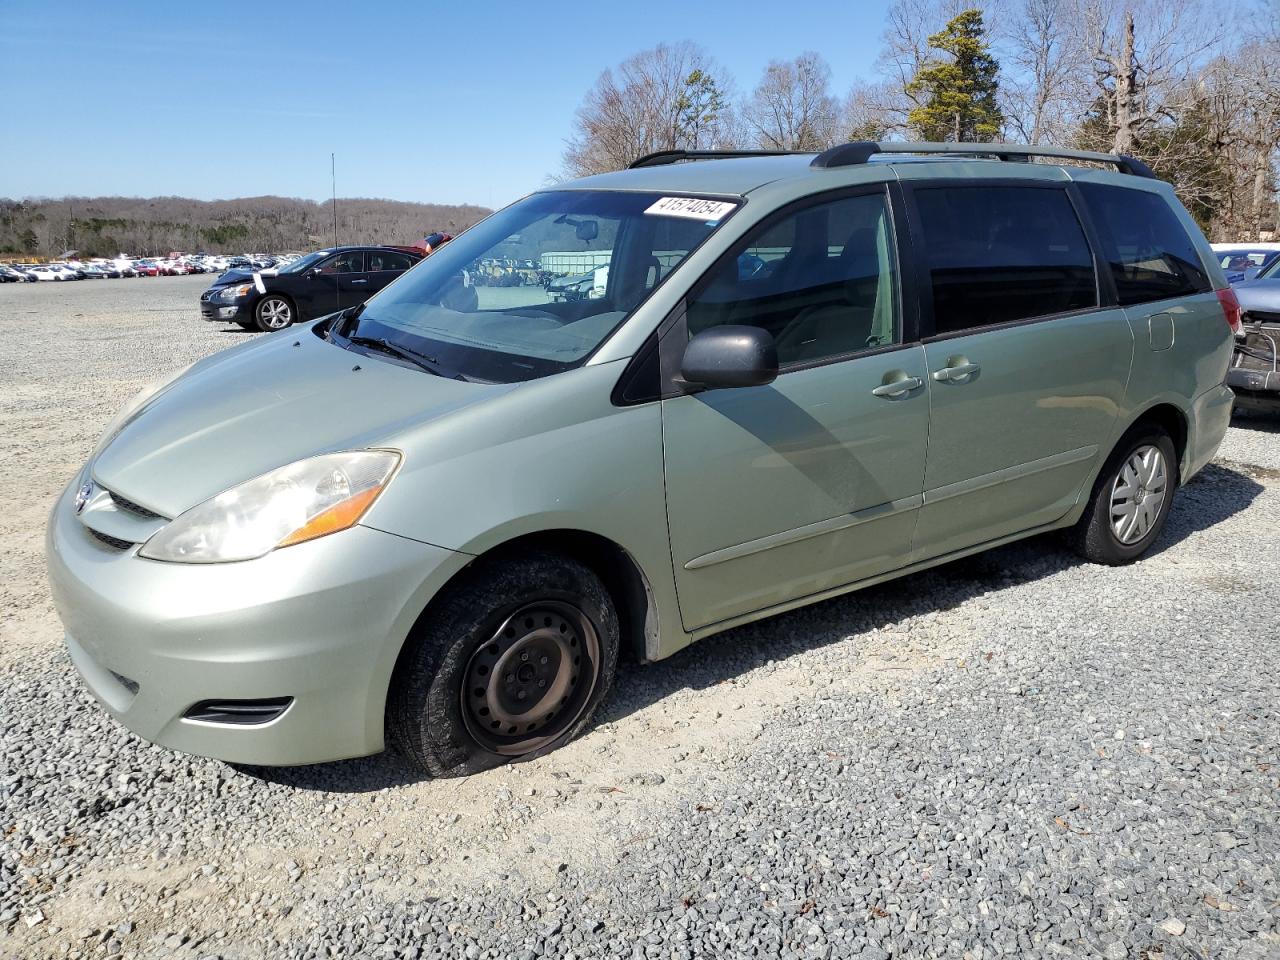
[74, 481, 93, 514]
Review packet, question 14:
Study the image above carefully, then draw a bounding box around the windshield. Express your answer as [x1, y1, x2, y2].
[344, 190, 738, 383]
[277, 251, 327, 274]
[1258, 256, 1280, 280]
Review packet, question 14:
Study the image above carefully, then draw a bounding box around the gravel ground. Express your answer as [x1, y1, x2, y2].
[1, 277, 1277, 960]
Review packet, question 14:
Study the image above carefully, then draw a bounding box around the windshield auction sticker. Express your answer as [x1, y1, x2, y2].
[644, 197, 737, 222]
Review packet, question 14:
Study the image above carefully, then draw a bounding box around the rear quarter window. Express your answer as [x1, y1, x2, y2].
[1077, 183, 1211, 306]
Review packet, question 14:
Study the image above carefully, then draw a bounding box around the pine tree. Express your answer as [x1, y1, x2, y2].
[674, 68, 728, 150]
[906, 9, 1003, 143]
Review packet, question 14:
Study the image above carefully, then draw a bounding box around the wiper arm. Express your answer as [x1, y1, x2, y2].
[347, 334, 463, 380]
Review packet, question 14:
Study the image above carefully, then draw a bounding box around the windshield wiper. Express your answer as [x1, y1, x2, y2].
[347, 334, 464, 380]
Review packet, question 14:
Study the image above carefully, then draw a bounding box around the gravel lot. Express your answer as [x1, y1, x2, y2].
[1, 276, 1277, 960]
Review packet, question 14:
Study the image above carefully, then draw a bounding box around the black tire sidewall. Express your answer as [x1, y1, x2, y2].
[387, 552, 619, 778]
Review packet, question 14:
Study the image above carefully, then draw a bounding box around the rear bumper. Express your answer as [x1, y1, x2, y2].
[1184, 383, 1235, 481]
[47, 480, 469, 766]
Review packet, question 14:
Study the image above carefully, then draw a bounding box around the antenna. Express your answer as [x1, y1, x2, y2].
[331, 152, 338, 246]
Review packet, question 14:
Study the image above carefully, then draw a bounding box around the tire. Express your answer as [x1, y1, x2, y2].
[387, 550, 619, 777]
[254, 295, 294, 332]
[1068, 424, 1178, 565]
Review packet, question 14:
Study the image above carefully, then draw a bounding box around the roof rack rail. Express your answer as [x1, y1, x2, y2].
[810, 141, 1156, 179]
[629, 149, 803, 169]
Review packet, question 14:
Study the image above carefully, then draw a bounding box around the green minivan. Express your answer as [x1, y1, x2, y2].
[48, 142, 1241, 775]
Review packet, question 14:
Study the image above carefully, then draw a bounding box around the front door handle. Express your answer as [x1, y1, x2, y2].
[932, 361, 980, 382]
[871, 375, 923, 399]
[350, 278, 368, 284]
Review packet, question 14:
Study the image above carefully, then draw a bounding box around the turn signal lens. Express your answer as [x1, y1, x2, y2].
[277, 485, 382, 547]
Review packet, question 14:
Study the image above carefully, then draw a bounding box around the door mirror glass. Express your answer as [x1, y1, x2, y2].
[680, 325, 778, 389]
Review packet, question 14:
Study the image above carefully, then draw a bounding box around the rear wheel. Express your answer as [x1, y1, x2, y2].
[254, 295, 294, 332]
[387, 551, 619, 777]
[1068, 425, 1177, 565]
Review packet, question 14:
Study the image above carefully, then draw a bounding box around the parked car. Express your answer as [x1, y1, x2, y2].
[198, 245, 423, 331]
[1228, 254, 1280, 412]
[1211, 243, 1280, 283]
[25, 264, 67, 281]
[132, 260, 160, 277]
[49, 142, 1237, 775]
[0, 264, 30, 282]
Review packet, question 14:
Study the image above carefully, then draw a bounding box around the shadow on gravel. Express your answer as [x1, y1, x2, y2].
[1150, 463, 1265, 556]
[1229, 410, 1280, 433]
[239, 466, 1263, 793]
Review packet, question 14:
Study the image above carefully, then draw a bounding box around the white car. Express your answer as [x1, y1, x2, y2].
[26, 265, 66, 281]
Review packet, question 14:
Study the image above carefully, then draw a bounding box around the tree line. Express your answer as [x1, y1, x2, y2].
[563, 0, 1280, 239]
[0, 195, 491, 259]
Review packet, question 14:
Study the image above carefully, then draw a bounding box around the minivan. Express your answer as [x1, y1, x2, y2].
[48, 142, 1240, 777]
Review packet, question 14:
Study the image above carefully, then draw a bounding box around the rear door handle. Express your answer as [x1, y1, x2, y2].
[932, 361, 980, 382]
[350, 278, 368, 284]
[871, 376, 923, 399]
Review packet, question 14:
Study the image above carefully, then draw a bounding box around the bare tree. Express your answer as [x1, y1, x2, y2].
[1082, 0, 1223, 156]
[563, 43, 736, 176]
[998, 0, 1091, 143]
[741, 52, 840, 150]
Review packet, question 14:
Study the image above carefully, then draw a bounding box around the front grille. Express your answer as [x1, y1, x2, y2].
[87, 529, 133, 550]
[183, 698, 293, 725]
[106, 490, 163, 520]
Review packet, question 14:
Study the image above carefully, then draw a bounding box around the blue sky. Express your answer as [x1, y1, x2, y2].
[0, 1, 890, 209]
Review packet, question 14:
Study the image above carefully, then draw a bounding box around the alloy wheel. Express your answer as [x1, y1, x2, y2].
[257, 298, 292, 329]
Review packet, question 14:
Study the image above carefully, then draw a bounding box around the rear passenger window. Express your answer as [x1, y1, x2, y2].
[914, 186, 1097, 335]
[1077, 182, 1210, 305]
[685, 192, 899, 367]
[368, 251, 414, 272]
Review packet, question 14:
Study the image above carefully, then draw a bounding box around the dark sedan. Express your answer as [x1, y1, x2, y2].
[200, 245, 423, 331]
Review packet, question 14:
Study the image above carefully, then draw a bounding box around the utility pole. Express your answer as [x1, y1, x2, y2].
[331, 153, 338, 246]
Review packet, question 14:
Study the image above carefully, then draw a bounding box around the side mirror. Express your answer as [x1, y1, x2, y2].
[680, 325, 778, 390]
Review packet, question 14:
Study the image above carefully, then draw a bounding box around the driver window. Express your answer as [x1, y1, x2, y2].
[319, 251, 364, 274]
[686, 192, 899, 367]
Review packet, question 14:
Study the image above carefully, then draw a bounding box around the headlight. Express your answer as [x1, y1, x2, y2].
[216, 283, 253, 300]
[138, 451, 400, 563]
[92, 362, 194, 457]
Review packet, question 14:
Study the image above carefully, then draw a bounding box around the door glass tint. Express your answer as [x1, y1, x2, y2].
[367, 251, 414, 272]
[686, 192, 899, 366]
[914, 186, 1096, 335]
[1077, 183, 1210, 305]
[318, 251, 365, 274]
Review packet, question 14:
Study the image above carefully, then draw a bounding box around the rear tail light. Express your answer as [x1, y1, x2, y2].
[1217, 287, 1243, 336]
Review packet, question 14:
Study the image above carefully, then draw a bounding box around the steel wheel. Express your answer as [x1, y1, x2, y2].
[255, 296, 292, 331]
[461, 601, 600, 756]
[1110, 444, 1168, 545]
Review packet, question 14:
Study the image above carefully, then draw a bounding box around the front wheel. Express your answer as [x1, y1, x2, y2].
[1068, 425, 1177, 565]
[387, 551, 619, 777]
[254, 295, 294, 332]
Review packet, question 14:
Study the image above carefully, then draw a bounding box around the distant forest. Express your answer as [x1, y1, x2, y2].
[0, 196, 493, 258]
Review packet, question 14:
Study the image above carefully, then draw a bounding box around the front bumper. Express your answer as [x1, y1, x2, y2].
[200, 296, 248, 322]
[47, 481, 469, 766]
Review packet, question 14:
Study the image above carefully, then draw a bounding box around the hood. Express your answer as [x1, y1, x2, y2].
[92, 328, 508, 518]
[209, 267, 254, 287]
[1234, 278, 1280, 316]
